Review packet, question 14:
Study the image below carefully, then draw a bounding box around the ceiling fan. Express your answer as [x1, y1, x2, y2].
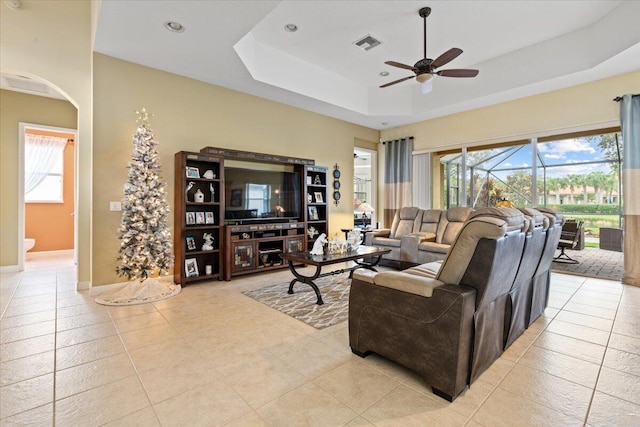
[381, 6, 478, 92]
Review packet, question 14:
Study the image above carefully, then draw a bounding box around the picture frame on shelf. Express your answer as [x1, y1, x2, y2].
[186, 166, 200, 179]
[205, 211, 215, 224]
[314, 192, 324, 203]
[186, 236, 196, 251]
[185, 258, 199, 277]
[308, 205, 319, 221]
[186, 211, 196, 225]
[306, 176, 312, 185]
[195, 211, 205, 225]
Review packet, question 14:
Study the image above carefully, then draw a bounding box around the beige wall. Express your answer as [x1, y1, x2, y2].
[93, 53, 379, 286]
[0, 0, 93, 285]
[0, 90, 77, 265]
[381, 71, 640, 209]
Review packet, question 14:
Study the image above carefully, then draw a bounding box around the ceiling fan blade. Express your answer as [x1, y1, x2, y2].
[437, 69, 479, 78]
[431, 48, 463, 69]
[380, 75, 416, 88]
[385, 61, 419, 72]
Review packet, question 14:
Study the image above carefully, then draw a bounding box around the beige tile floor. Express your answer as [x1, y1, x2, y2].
[1, 252, 639, 426]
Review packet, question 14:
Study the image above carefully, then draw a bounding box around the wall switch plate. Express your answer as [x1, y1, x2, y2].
[109, 201, 122, 211]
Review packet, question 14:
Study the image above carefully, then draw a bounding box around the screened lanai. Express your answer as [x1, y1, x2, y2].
[440, 130, 623, 252]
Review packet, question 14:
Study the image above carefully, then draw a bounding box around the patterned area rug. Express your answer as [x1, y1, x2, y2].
[243, 275, 351, 329]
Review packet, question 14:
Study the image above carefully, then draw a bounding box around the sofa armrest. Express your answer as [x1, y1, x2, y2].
[374, 271, 445, 297]
[365, 228, 390, 245]
[400, 234, 422, 264]
[408, 232, 436, 242]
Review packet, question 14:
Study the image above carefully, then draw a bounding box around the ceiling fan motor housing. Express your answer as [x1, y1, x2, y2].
[414, 58, 434, 73]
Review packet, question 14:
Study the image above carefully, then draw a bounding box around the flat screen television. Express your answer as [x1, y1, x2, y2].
[224, 167, 301, 222]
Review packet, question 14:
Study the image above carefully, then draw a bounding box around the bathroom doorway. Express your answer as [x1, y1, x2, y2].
[20, 123, 77, 268]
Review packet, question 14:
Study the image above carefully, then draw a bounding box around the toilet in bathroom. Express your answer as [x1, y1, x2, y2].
[25, 238, 36, 252]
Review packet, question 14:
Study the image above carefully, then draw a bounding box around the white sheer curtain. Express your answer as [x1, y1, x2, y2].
[24, 134, 67, 195]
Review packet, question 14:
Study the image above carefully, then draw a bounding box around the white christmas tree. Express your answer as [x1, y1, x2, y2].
[96, 108, 180, 305]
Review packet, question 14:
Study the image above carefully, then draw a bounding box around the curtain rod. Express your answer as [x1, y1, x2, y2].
[613, 93, 639, 102]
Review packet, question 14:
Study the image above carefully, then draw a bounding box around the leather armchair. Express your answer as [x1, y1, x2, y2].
[349, 207, 527, 401]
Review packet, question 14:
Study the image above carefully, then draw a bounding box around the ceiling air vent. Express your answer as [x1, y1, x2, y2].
[5, 76, 49, 94]
[353, 35, 381, 51]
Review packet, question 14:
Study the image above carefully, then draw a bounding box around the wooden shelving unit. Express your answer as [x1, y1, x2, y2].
[174, 151, 224, 285]
[175, 146, 329, 282]
[304, 165, 329, 248]
[224, 222, 306, 280]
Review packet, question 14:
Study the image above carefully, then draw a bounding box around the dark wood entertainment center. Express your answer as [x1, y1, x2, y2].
[174, 147, 329, 285]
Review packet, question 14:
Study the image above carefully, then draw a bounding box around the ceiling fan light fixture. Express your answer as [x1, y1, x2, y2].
[416, 73, 433, 83]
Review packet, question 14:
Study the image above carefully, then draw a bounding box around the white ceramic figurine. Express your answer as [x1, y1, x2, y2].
[310, 233, 327, 255]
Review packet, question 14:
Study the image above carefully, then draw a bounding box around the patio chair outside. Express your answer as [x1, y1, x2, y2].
[554, 220, 584, 264]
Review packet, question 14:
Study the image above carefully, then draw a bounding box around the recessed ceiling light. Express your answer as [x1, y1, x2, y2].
[164, 21, 185, 33]
[379, 71, 389, 77]
[284, 23, 298, 32]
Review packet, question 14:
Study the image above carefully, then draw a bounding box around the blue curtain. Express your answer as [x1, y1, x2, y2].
[621, 94, 640, 286]
[383, 137, 413, 226]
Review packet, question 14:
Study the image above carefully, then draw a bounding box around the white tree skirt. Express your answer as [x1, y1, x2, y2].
[95, 277, 181, 306]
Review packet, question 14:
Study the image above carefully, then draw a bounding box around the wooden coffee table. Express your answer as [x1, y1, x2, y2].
[280, 246, 391, 305]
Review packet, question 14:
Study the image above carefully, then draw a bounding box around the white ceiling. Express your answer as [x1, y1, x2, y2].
[61, 1, 640, 129]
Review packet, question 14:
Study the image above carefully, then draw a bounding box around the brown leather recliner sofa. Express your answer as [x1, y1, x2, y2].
[349, 207, 529, 401]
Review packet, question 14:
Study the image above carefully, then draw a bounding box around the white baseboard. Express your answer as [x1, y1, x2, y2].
[0, 265, 20, 273]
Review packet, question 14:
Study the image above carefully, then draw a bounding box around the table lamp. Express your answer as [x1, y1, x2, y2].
[357, 202, 375, 228]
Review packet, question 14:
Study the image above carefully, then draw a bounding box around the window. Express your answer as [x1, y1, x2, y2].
[438, 129, 623, 246]
[24, 135, 67, 203]
[246, 183, 270, 214]
[354, 148, 376, 226]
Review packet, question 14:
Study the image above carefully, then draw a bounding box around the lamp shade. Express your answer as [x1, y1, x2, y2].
[357, 202, 375, 213]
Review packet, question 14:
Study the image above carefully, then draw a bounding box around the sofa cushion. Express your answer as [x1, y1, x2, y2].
[436, 207, 473, 244]
[373, 271, 445, 297]
[418, 241, 450, 254]
[518, 208, 548, 231]
[536, 207, 564, 228]
[371, 236, 402, 248]
[468, 207, 528, 233]
[417, 209, 442, 235]
[404, 261, 443, 279]
[389, 207, 422, 239]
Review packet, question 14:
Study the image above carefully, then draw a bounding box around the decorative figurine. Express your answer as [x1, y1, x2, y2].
[314, 175, 321, 185]
[307, 226, 318, 239]
[203, 169, 215, 179]
[310, 233, 328, 255]
[194, 188, 205, 203]
[201, 233, 214, 251]
[210, 183, 215, 200]
[185, 181, 195, 201]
